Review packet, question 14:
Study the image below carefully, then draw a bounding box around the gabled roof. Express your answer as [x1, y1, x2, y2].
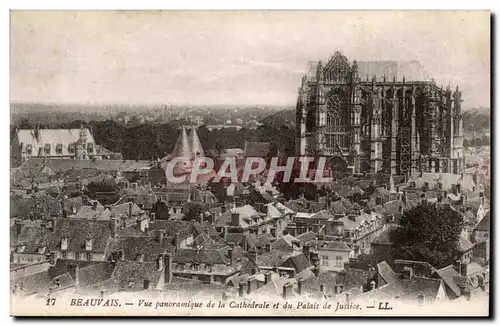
[110, 261, 162, 290]
[434, 265, 461, 298]
[173, 247, 229, 265]
[475, 211, 490, 232]
[107, 237, 171, 262]
[49, 219, 112, 253]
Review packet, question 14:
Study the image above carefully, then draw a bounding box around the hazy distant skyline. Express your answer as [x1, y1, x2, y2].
[11, 11, 490, 108]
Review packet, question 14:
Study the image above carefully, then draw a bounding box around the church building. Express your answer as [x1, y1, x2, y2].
[295, 51, 465, 178]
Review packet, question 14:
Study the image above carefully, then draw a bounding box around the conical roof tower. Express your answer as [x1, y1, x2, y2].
[190, 126, 205, 158]
[171, 125, 192, 159]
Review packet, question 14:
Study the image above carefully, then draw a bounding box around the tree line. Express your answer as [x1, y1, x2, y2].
[12, 119, 296, 160]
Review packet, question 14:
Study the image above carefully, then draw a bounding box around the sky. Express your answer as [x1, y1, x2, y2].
[11, 11, 490, 108]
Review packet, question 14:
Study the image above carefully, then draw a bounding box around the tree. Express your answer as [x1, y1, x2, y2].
[390, 202, 465, 269]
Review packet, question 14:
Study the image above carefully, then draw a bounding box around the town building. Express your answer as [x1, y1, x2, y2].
[295, 51, 465, 178]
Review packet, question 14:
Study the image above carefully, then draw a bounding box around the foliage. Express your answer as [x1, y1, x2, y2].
[12, 120, 296, 161]
[389, 202, 465, 269]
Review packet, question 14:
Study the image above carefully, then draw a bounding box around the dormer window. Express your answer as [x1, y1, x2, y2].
[26, 144, 32, 155]
[56, 144, 63, 154]
[61, 238, 68, 251]
[44, 144, 51, 155]
[85, 239, 93, 251]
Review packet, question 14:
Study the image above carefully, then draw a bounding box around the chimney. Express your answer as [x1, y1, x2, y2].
[60, 199, 67, 218]
[174, 232, 181, 248]
[238, 281, 245, 297]
[14, 219, 22, 237]
[67, 264, 80, 287]
[454, 260, 461, 274]
[227, 248, 234, 262]
[158, 230, 165, 247]
[298, 278, 304, 295]
[334, 283, 343, 294]
[128, 202, 133, 220]
[401, 266, 413, 279]
[143, 279, 150, 290]
[283, 282, 293, 300]
[231, 212, 240, 227]
[478, 275, 485, 290]
[460, 263, 468, 277]
[265, 271, 272, 284]
[402, 190, 408, 206]
[164, 253, 173, 284]
[157, 254, 164, 271]
[247, 278, 254, 294]
[302, 244, 311, 260]
[109, 215, 117, 237]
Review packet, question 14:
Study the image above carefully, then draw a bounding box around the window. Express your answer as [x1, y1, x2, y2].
[75, 252, 81, 260]
[26, 144, 32, 155]
[86, 252, 93, 261]
[322, 255, 329, 266]
[61, 251, 67, 259]
[44, 144, 51, 155]
[68, 145, 75, 154]
[56, 143, 63, 154]
[336, 256, 343, 267]
[87, 143, 94, 154]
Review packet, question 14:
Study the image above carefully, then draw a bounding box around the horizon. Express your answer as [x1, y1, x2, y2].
[11, 11, 490, 108]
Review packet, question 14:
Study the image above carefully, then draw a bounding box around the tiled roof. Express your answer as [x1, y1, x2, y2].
[49, 219, 112, 253]
[457, 236, 474, 253]
[110, 261, 162, 290]
[256, 250, 297, 268]
[173, 248, 229, 265]
[377, 261, 399, 285]
[475, 211, 490, 232]
[314, 240, 351, 251]
[11, 270, 53, 295]
[434, 265, 461, 298]
[340, 268, 369, 292]
[107, 237, 171, 262]
[357, 60, 430, 82]
[296, 232, 316, 243]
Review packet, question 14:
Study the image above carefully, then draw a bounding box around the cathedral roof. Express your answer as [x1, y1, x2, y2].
[304, 57, 430, 83]
[357, 61, 430, 82]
